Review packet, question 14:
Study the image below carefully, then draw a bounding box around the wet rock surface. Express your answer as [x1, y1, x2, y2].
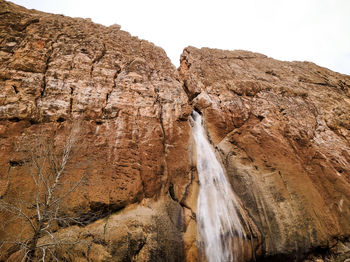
[1, 1, 350, 261]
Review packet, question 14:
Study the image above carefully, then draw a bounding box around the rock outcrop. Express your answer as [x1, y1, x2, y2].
[0, 0, 192, 260]
[1, 0, 350, 261]
[179, 47, 350, 261]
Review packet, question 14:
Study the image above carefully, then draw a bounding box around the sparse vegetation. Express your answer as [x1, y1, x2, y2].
[0, 122, 87, 261]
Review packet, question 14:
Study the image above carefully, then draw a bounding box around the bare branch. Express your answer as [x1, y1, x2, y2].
[1, 120, 86, 261]
[39, 247, 46, 262]
[0, 200, 37, 232]
[47, 247, 59, 262]
[51, 172, 87, 207]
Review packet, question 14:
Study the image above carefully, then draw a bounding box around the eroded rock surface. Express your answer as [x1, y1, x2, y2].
[1, 0, 350, 261]
[179, 47, 350, 260]
[0, 0, 193, 260]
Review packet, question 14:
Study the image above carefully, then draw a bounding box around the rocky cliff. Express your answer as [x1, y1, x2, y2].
[179, 47, 350, 261]
[1, 1, 350, 261]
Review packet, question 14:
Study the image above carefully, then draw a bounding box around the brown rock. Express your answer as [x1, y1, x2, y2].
[0, 0, 191, 260]
[179, 46, 350, 260]
[1, 0, 350, 261]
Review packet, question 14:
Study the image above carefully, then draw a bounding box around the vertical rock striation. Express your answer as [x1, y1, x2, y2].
[0, 0, 191, 260]
[1, 0, 350, 261]
[179, 46, 350, 261]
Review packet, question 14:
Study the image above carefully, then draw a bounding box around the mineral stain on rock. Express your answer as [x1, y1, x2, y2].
[1, 0, 350, 261]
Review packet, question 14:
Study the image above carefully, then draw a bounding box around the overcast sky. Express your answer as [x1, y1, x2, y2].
[10, 0, 350, 75]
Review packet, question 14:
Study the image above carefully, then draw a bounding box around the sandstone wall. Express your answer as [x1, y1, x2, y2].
[1, 0, 350, 261]
[179, 47, 350, 261]
[0, 0, 192, 260]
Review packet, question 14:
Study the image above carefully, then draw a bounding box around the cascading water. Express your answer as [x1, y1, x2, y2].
[191, 110, 245, 262]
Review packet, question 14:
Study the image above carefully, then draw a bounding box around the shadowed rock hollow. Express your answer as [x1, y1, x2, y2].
[1, 0, 350, 261]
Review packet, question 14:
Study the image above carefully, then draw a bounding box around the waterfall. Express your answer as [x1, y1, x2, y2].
[191, 110, 245, 262]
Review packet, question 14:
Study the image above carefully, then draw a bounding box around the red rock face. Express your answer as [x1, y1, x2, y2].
[0, 0, 191, 206]
[0, 1, 191, 260]
[179, 47, 350, 260]
[1, 1, 350, 261]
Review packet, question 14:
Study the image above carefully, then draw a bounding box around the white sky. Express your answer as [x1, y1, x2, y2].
[10, 0, 350, 75]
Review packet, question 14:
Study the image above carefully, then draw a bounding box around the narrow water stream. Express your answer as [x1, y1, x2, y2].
[191, 110, 245, 262]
